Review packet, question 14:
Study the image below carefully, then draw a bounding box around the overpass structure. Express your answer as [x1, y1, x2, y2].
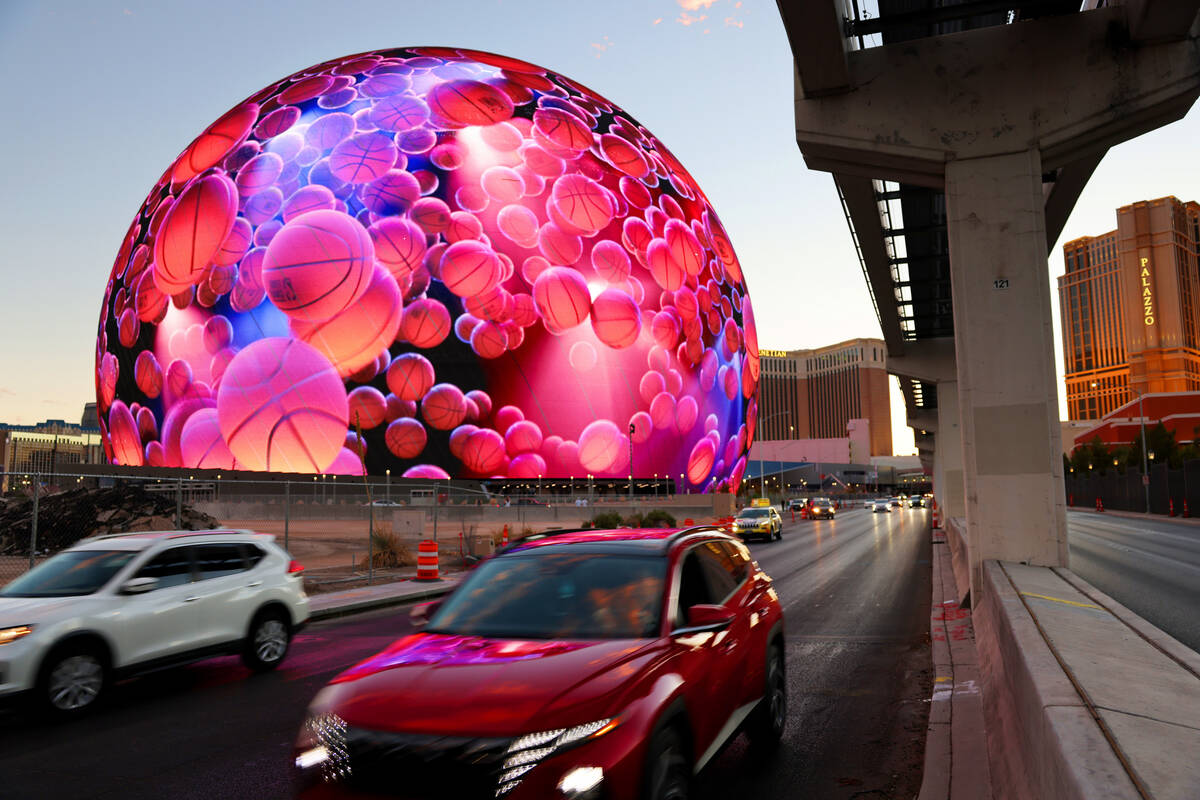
[775, 2, 1200, 797]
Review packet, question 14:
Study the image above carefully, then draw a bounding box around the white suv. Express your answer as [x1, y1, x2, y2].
[0, 529, 309, 716]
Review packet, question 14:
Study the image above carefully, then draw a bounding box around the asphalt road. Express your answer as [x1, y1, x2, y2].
[0, 507, 932, 800]
[1068, 510, 1200, 653]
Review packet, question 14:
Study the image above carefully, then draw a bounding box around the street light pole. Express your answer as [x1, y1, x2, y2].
[758, 411, 790, 500]
[1139, 390, 1151, 514]
[628, 423, 635, 501]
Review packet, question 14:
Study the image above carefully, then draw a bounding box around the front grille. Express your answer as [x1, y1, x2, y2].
[332, 724, 513, 799]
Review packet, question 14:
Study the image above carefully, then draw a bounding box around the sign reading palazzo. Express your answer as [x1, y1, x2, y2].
[1141, 255, 1155, 326]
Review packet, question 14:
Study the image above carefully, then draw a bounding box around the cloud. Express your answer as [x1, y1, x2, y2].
[677, 11, 706, 26]
[0, 387, 14, 397]
[652, 17, 662, 25]
[677, 0, 718, 9]
[122, 7, 133, 15]
[724, 15, 744, 28]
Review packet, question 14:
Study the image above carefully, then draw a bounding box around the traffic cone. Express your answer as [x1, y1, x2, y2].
[1069, 493, 1074, 507]
[501, 524, 509, 546]
[1096, 497, 1104, 512]
[1170, 498, 1176, 517]
[1185, 499, 1190, 518]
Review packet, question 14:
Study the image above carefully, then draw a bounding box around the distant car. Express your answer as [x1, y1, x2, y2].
[0, 529, 308, 716]
[809, 499, 835, 519]
[863, 499, 875, 509]
[293, 526, 786, 800]
[786, 499, 807, 512]
[872, 499, 892, 513]
[889, 497, 904, 508]
[366, 499, 404, 507]
[908, 496, 926, 509]
[733, 507, 783, 541]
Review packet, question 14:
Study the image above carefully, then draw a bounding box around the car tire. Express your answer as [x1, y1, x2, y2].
[242, 609, 291, 672]
[774, 525, 782, 541]
[643, 724, 690, 800]
[39, 643, 107, 717]
[748, 644, 786, 754]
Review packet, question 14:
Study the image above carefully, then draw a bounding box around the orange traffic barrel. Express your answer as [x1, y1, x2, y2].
[416, 540, 440, 581]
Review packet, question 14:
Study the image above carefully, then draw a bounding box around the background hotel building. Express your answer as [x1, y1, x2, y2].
[1059, 196, 1200, 421]
[756, 338, 892, 457]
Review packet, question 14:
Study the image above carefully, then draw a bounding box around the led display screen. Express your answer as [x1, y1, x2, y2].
[96, 47, 759, 491]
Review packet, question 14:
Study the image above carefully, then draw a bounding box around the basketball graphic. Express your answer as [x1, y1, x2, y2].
[97, 48, 753, 490]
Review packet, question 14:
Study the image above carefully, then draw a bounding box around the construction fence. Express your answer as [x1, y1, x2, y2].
[0, 471, 728, 588]
[1065, 459, 1200, 516]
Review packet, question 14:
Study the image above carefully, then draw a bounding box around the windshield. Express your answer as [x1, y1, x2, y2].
[813, 500, 832, 507]
[1, 550, 137, 597]
[738, 508, 769, 518]
[427, 553, 664, 640]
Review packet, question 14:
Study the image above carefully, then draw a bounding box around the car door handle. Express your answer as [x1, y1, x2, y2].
[247, 581, 263, 588]
[184, 596, 201, 603]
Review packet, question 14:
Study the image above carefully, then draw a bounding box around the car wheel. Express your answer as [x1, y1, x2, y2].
[40, 645, 107, 717]
[243, 609, 291, 672]
[748, 644, 786, 754]
[774, 525, 782, 541]
[643, 725, 690, 800]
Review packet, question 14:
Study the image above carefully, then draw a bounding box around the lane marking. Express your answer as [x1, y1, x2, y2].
[1019, 591, 1101, 610]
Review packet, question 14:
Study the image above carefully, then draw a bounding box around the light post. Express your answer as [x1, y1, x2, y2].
[588, 474, 594, 505]
[538, 474, 542, 499]
[628, 423, 635, 501]
[680, 473, 686, 495]
[313, 475, 317, 498]
[1139, 390, 1152, 514]
[654, 473, 658, 501]
[385, 469, 390, 504]
[332, 474, 337, 502]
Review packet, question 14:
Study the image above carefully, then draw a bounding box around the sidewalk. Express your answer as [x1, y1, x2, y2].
[919, 527, 992, 800]
[1069, 504, 1200, 527]
[308, 573, 463, 621]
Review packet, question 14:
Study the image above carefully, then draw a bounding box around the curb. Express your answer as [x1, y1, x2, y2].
[309, 581, 459, 622]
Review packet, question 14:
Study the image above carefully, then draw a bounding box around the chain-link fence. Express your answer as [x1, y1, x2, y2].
[0, 471, 726, 589]
[1065, 460, 1200, 516]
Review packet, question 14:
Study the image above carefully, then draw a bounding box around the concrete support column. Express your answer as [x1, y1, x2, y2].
[934, 381, 965, 521]
[945, 149, 1069, 602]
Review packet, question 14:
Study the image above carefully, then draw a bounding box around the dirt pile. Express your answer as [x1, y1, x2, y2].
[0, 484, 219, 557]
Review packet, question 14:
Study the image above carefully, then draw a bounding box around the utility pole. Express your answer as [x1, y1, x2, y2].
[628, 423, 634, 501]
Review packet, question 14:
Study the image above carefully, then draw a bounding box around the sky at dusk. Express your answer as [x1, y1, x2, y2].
[1, 1, 1197, 458]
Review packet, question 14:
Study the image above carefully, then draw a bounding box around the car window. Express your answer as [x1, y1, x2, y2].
[674, 542, 742, 626]
[719, 540, 750, 582]
[0, 550, 137, 597]
[195, 544, 248, 580]
[242, 544, 265, 568]
[135, 546, 194, 589]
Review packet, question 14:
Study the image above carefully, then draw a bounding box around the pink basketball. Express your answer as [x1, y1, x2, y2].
[646, 237, 684, 291]
[166, 358, 194, 400]
[421, 383, 467, 431]
[466, 390, 492, 419]
[578, 419, 623, 473]
[134, 350, 163, 398]
[385, 418, 427, 459]
[505, 420, 543, 456]
[403, 464, 451, 479]
[107, 401, 143, 466]
[462, 428, 507, 474]
[369, 216, 427, 278]
[329, 132, 397, 183]
[441, 240, 500, 298]
[651, 311, 681, 350]
[556, 439, 581, 475]
[135, 405, 158, 443]
[283, 185, 336, 222]
[650, 392, 676, 430]
[154, 173, 238, 295]
[497, 205, 539, 248]
[180, 407, 236, 469]
[263, 209, 373, 322]
[509, 452, 548, 479]
[639, 370, 665, 405]
[551, 174, 614, 235]
[590, 289, 642, 349]
[533, 267, 590, 332]
[327, 447, 365, 475]
[677, 396, 698, 433]
[470, 321, 508, 359]
[664, 219, 704, 276]
[630, 411, 653, 444]
[687, 437, 717, 485]
[399, 298, 451, 348]
[448, 424, 479, 459]
[348, 385, 388, 429]
[292, 265, 401, 378]
[569, 341, 597, 372]
[216, 337, 348, 472]
[386, 353, 436, 402]
[203, 315, 233, 354]
[117, 308, 140, 348]
[494, 405, 524, 434]
[386, 394, 418, 422]
[591, 240, 631, 283]
[363, 169, 420, 215]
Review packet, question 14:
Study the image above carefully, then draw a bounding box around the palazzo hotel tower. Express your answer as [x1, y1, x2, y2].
[1059, 196, 1200, 420]
[755, 338, 892, 457]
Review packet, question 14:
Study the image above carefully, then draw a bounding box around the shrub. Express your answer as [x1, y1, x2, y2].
[592, 511, 624, 529]
[369, 526, 413, 568]
[623, 512, 645, 528]
[642, 509, 677, 528]
[580, 520, 593, 529]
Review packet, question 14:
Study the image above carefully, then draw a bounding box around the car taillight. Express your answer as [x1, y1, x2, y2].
[288, 560, 305, 574]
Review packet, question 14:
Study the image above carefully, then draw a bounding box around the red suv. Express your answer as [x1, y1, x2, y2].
[293, 526, 786, 799]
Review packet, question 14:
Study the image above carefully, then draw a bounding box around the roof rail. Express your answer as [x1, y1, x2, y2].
[666, 525, 725, 545]
[79, 528, 254, 543]
[494, 527, 591, 555]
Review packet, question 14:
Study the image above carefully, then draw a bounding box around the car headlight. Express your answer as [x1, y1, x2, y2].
[498, 718, 620, 797]
[0, 625, 34, 645]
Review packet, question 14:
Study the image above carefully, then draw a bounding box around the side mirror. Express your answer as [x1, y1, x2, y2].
[121, 576, 159, 594]
[410, 600, 442, 629]
[678, 604, 736, 634]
